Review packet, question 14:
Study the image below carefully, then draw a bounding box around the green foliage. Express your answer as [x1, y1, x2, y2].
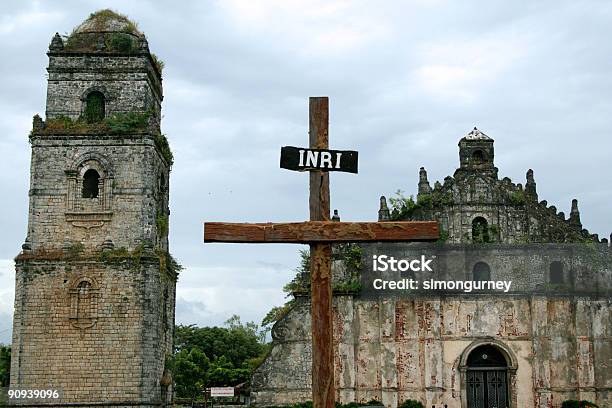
[0, 345, 10, 387]
[172, 348, 209, 400]
[437, 227, 449, 243]
[339, 243, 362, 273]
[333, 280, 362, 292]
[43, 111, 150, 134]
[173, 316, 269, 397]
[561, 401, 599, 408]
[86, 9, 140, 34]
[107, 32, 133, 52]
[389, 190, 419, 220]
[84, 92, 105, 123]
[153, 132, 174, 166]
[105, 111, 150, 133]
[156, 250, 183, 277]
[156, 210, 169, 237]
[66, 242, 85, 259]
[416, 193, 433, 209]
[333, 243, 363, 293]
[398, 400, 424, 408]
[509, 190, 526, 205]
[38, 112, 174, 167]
[283, 248, 311, 294]
[65, 10, 140, 52]
[99, 245, 144, 265]
[389, 190, 451, 220]
[151, 53, 165, 74]
[261, 301, 295, 328]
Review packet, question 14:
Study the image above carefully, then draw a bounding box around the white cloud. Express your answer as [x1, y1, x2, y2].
[416, 32, 530, 101]
[176, 264, 288, 327]
[0, 3, 62, 35]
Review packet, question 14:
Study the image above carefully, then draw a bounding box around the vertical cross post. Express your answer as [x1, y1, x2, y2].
[309, 97, 334, 407]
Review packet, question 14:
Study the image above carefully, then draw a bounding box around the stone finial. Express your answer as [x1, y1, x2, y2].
[525, 169, 537, 201]
[418, 167, 432, 196]
[21, 237, 31, 253]
[32, 114, 44, 132]
[332, 209, 340, 222]
[49, 32, 64, 51]
[101, 238, 115, 252]
[138, 35, 149, 51]
[569, 198, 582, 229]
[62, 238, 72, 252]
[378, 196, 390, 221]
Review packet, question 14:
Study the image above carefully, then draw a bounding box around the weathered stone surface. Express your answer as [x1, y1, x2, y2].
[10, 10, 175, 408]
[252, 131, 611, 407]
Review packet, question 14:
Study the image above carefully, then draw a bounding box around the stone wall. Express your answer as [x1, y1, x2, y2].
[251, 244, 612, 408]
[10, 257, 176, 406]
[253, 295, 610, 407]
[46, 54, 162, 120]
[27, 132, 170, 253]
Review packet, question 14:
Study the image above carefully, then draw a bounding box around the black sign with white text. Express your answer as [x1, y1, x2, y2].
[280, 146, 358, 173]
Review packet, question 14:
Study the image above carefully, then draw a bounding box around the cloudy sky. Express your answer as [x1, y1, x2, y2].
[1, 0, 611, 344]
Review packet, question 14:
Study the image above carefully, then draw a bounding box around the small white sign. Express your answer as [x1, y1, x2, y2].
[209, 387, 234, 397]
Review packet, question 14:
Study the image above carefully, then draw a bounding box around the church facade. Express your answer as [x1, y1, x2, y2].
[252, 130, 611, 408]
[10, 11, 177, 407]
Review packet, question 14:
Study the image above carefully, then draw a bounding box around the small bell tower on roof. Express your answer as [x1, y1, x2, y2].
[457, 127, 497, 177]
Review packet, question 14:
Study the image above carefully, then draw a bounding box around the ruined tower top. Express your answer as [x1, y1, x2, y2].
[45, 9, 163, 121]
[457, 127, 496, 176]
[70, 9, 142, 37]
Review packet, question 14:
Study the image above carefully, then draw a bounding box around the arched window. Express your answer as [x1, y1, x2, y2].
[76, 281, 92, 320]
[473, 262, 491, 281]
[84, 91, 105, 123]
[549, 261, 564, 284]
[69, 278, 98, 329]
[82, 169, 100, 198]
[472, 217, 489, 243]
[471, 149, 485, 164]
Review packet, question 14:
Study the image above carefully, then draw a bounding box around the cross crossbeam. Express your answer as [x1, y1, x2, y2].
[204, 221, 439, 243]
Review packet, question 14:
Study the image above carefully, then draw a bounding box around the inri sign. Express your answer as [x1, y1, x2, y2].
[280, 146, 358, 173]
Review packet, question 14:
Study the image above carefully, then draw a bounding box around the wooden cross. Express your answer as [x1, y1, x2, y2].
[204, 97, 438, 408]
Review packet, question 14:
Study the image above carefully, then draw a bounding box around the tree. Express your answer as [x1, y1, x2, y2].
[173, 348, 209, 401]
[0, 345, 10, 387]
[173, 316, 270, 398]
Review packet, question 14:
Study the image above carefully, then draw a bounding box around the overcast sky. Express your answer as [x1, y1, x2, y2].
[1, 0, 611, 344]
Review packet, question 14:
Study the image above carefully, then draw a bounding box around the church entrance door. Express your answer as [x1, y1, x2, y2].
[466, 345, 509, 408]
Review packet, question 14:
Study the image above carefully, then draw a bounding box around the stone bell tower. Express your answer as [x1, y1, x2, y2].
[11, 10, 177, 407]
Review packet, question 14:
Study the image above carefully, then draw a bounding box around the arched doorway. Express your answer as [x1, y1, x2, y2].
[466, 345, 508, 407]
[460, 340, 517, 408]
